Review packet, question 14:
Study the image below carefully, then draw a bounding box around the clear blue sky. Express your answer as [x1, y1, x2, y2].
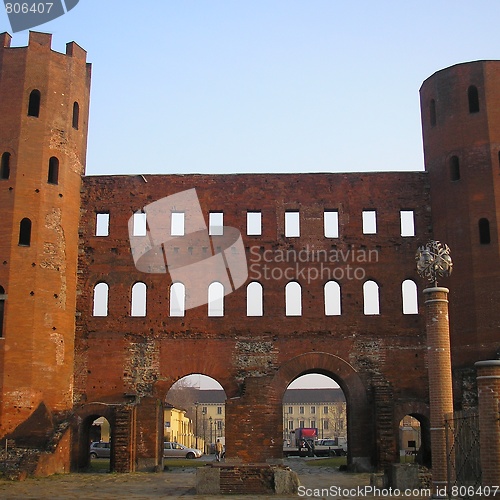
[2, 1, 499, 176]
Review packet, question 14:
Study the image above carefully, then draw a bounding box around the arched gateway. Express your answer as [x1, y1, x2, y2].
[0, 34, 498, 479]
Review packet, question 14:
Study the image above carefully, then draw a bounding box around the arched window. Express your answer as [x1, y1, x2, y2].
[18, 218, 31, 246]
[247, 282, 263, 316]
[72, 101, 79, 129]
[402, 280, 418, 315]
[170, 282, 186, 317]
[479, 218, 491, 244]
[468, 85, 479, 113]
[131, 282, 147, 317]
[0, 285, 5, 338]
[208, 282, 224, 317]
[28, 89, 41, 117]
[93, 282, 109, 317]
[1, 152, 10, 180]
[324, 281, 341, 316]
[48, 157, 59, 185]
[363, 280, 380, 315]
[429, 99, 436, 126]
[285, 281, 302, 316]
[449, 156, 460, 181]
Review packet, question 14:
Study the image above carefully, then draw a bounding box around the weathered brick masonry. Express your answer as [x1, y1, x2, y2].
[0, 33, 499, 476]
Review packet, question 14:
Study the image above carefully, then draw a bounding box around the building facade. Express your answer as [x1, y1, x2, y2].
[0, 32, 499, 476]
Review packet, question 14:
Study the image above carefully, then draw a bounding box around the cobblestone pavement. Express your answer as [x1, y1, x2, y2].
[0, 458, 433, 499]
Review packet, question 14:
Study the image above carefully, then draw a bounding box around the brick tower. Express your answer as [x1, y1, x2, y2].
[0, 32, 91, 438]
[419, 61, 500, 369]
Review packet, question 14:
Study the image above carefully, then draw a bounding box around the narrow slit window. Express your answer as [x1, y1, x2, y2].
[1, 152, 10, 180]
[28, 89, 41, 117]
[171, 212, 185, 236]
[95, 213, 110, 236]
[285, 281, 302, 316]
[93, 282, 109, 317]
[48, 157, 59, 184]
[247, 211, 262, 236]
[247, 281, 263, 316]
[72, 102, 79, 129]
[208, 281, 224, 316]
[133, 212, 147, 236]
[450, 156, 460, 181]
[430, 99, 436, 126]
[285, 211, 300, 237]
[18, 217, 31, 246]
[479, 218, 491, 244]
[324, 210, 339, 238]
[131, 282, 147, 317]
[209, 212, 224, 236]
[468, 85, 479, 113]
[0, 285, 6, 338]
[402, 280, 418, 314]
[170, 282, 186, 317]
[363, 280, 380, 315]
[324, 281, 341, 316]
[362, 211, 377, 234]
[400, 211, 415, 237]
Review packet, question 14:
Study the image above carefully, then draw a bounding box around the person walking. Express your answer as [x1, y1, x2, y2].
[215, 439, 224, 462]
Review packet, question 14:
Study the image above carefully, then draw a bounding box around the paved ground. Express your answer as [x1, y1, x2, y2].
[0, 458, 433, 499]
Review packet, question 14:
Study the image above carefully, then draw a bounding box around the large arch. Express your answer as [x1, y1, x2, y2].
[271, 352, 374, 471]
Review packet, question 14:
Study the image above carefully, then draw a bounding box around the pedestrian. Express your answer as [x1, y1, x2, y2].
[215, 439, 224, 462]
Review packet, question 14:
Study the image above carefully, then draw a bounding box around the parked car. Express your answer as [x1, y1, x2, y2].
[89, 441, 111, 459]
[163, 441, 203, 459]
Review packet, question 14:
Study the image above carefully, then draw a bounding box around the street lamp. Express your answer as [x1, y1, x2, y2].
[209, 416, 213, 453]
[194, 402, 199, 449]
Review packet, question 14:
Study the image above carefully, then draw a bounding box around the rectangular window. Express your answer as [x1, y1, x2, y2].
[310, 420, 316, 429]
[324, 210, 339, 238]
[288, 407, 293, 414]
[323, 406, 328, 414]
[285, 211, 300, 237]
[133, 212, 147, 236]
[362, 210, 377, 234]
[323, 420, 329, 430]
[311, 406, 316, 414]
[299, 420, 305, 428]
[400, 210, 415, 237]
[171, 212, 185, 236]
[288, 420, 294, 430]
[247, 211, 262, 236]
[217, 406, 222, 415]
[209, 212, 224, 235]
[96, 213, 109, 236]
[299, 406, 304, 414]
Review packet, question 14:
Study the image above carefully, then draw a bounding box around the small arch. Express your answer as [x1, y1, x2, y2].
[468, 85, 479, 113]
[363, 280, 380, 315]
[93, 282, 109, 317]
[324, 281, 341, 316]
[285, 281, 302, 316]
[208, 282, 224, 317]
[402, 279, 418, 315]
[48, 157, 59, 185]
[28, 89, 41, 117]
[1, 152, 10, 179]
[170, 282, 186, 317]
[18, 218, 32, 246]
[72, 102, 79, 130]
[0, 285, 5, 338]
[429, 99, 436, 126]
[449, 156, 460, 181]
[479, 218, 491, 244]
[131, 282, 147, 317]
[247, 281, 263, 316]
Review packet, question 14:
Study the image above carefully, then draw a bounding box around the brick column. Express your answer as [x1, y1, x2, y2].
[475, 360, 500, 488]
[134, 397, 163, 471]
[424, 287, 454, 497]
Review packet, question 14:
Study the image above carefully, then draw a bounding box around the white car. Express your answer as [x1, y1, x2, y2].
[163, 441, 203, 459]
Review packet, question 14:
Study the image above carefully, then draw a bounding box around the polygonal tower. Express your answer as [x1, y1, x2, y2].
[0, 31, 91, 438]
[420, 61, 500, 373]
